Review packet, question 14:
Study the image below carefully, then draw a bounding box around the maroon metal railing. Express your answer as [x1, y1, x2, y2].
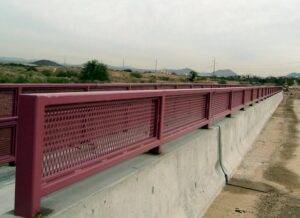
[14, 86, 281, 217]
[0, 83, 244, 166]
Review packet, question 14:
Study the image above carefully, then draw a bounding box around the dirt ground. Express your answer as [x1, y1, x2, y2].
[203, 88, 300, 218]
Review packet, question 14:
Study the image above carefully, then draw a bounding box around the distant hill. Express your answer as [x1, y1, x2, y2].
[0, 56, 36, 64]
[214, 69, 237, 77]
[165, 68, 194, 75]
[286, 72, 300, 78]
[199, 69, 238, 77]
[31, 60, 62, 67]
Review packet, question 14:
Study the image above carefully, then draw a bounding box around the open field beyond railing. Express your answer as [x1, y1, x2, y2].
[9, 84, 281, 217]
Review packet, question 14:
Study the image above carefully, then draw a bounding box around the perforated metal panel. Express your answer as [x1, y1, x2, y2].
[22, 87, 86, 93]
[131, 85, 156, 90]
[90, 86, 128, 91]
[163, 94, 207, 136]
[0, 90, 15, 118]
[42, 98, 158, 181]
[0, 127, 13, 157]
[253, 89, 258, 100]
[176, 85, 192, 89]
[232, 91, 244, 108]
[211, 92, 230, 116]
[245, 90, 251, 103]
[160, 85, 177, 89]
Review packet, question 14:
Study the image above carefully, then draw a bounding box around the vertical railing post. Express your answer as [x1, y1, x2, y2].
[203, 91, 212, 129]
[9, 87, 22, 166]
[240, 90, 246, 110]
[226, 91, 233, 117]
[250, 88, 254, 106]
[15, 95, 44, 218]
[150, 96, 165, 154]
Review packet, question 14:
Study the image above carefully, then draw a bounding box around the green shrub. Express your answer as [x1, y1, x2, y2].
[148, 75, 157, 83]
[47, 77, 71, 83]
[188, 71, 198, 82]
[159, 76, 170, 81]
[26, 66, 37, 72]
[80, 60, 109, 81]
[130, 72, 142, 78]
[57, 70, 79, 78]
[41, 70, 53, 77]
[218, 79, 227, 84]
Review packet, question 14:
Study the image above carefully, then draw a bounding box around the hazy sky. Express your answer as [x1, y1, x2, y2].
[0, 0, 299, 75]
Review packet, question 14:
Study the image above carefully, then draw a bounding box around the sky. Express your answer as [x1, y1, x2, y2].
[0, 0, 299, 76]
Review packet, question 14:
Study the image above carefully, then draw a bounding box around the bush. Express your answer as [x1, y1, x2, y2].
[57, 70, 79, 78]
[218, 79, 227, 84]
[41, 70, 53, 77]
[159, 76, 170, 81]
[188, 71, 197, 82]
[148, 75, 157, 83]
[80, 60, 109, 81]
[130, 72, 142, 78]
[26, 66, 37, 72]
[123, 69, 132, 72]
[47, 77, 71, 83]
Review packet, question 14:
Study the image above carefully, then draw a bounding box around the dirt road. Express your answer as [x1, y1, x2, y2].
[204, 90, 300, 218]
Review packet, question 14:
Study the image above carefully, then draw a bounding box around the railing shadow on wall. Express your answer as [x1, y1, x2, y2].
[11, 86, 281, 217]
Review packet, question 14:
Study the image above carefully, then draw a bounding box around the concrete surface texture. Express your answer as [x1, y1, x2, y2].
[0, 92, 282, 218]
[204, 90, 300, 218]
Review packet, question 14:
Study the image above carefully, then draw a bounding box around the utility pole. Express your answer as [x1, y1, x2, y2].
[212, 58, 216, 76]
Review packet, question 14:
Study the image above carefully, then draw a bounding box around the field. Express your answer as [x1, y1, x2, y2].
[0, 64, 213, 84]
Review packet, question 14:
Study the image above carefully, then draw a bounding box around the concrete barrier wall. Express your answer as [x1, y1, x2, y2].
[34, 92, 283, 218]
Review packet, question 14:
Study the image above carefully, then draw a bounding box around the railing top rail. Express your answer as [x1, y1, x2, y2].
[0, 82, 249, 88]
[21, 86, 281, 106]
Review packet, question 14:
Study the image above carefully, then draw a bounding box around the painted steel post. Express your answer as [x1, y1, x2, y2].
[226, 91, 233, 117]
[149, 96, 165, 154]
[240, 90, 246, 111]
[202, 91, 212, 129]
[249, 88, 254, 106]
[15, 95, 44, 218]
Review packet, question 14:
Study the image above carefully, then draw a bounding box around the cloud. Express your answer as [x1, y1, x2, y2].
[0, 0, 299, 75]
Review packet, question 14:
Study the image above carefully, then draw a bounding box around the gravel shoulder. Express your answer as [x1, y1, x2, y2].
[203, 90, 300, 218]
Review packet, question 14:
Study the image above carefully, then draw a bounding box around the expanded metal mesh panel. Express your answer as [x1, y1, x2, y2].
[253, 89, 258, 100]
[202, 85, 212, 88]
[90, 86, 128, 91]
[211, 93, 230, 116]
[192, 84, 204, 88]
[0, 126, 13, 157]
[244, 90, 252, 104]
[232, 91, 243, 108]
[160, 85, 177, 89]
[176, 85, 192, 89]
[130, 85, 156, 90]
[163, 94, 207, 135]
[0, 89, 15, 118]
[42, 98, 158, 180]
[22, 88, 86, 93]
